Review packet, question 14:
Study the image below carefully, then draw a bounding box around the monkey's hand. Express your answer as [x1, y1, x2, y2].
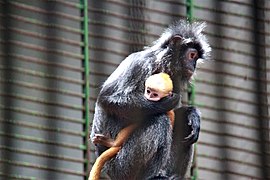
[173, 106, 200, 145]
[182, 107, 201, 145]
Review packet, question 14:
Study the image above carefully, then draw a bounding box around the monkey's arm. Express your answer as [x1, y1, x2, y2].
[98, 90, 180, 118]
[166, 106, 200, 178]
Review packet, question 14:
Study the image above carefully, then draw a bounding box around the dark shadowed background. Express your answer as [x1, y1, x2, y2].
[0, 0, 269, 179]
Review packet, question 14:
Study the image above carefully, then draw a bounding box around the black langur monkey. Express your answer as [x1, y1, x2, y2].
[90, 20, 211, 180]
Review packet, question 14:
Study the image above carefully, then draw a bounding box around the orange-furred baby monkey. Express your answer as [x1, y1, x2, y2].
[144, 72, 175, 127]
[89, 72, 174, 180]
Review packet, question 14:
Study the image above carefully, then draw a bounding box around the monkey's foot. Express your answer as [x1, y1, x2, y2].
[93, 134, 115, 148]
[182, 107, 201, 145]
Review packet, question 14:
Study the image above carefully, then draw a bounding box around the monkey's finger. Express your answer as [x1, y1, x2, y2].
[182, 130, 195, 143]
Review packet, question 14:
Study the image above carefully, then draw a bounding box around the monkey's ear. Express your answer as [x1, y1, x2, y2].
[160, 35, 183, 49]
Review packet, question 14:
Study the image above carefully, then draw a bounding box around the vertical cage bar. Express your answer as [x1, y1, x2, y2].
[252, 1, 269, 179]
[186, 0, 195, 107]
[186, 0, 194, 23]
[186, 0, 198, 180]
[80, 0, 90, 178]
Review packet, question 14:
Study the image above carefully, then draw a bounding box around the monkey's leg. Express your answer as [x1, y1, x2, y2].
[166, 106, 200, 178]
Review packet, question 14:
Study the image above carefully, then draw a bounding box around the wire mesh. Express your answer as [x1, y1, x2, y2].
[1, 0, 86, 179]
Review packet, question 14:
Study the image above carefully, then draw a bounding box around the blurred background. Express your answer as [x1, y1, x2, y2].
[0, 0, 269, 179]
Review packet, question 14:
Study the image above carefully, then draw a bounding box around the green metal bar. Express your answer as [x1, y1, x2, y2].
[186, 0, 194, 22]
[80, 0, 90, 179]
[186, 0, 198, 180]
[186, 0, 195, 105]
[188, 81, 196, 106]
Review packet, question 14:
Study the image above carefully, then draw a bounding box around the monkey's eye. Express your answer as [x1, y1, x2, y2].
[153, 93, 158, 97]
[147, 89, 151, 94]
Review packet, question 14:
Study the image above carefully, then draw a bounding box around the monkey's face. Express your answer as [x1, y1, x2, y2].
[165, 35, 202, 81]
[181, 46, 199, 80]
[144, 87, 171, 101]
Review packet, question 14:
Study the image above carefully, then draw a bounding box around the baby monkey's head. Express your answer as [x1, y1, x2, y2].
[144, 73, 173, 101]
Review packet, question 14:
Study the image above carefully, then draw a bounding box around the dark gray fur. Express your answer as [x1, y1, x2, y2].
[91, 20, 211, 180]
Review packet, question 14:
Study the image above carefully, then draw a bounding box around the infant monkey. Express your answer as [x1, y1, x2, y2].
[89, 73, 174, 180]
[144, 73, 175, 127]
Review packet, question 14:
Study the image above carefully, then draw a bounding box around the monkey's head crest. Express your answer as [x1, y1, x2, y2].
[150, 20, 211, 61]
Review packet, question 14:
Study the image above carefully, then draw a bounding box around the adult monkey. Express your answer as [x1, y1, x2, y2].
[90, 20, 211, 179]
[89, 73, 175, 180]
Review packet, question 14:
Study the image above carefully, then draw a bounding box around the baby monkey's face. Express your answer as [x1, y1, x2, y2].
[144, 87, 172, 101]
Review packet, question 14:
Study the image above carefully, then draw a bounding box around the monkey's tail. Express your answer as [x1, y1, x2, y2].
[89, 146, 121, 180]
